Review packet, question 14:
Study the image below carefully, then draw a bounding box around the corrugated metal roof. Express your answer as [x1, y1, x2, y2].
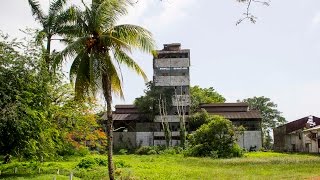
[115, 104, 136, 109]
[209, 110, 261, 119]
[113, 114, 140, 121]
[103, 111, 261, 121]
[200, 103, 248, 107]
[275, 116, 320, 133]
[101, 113, 140, 120]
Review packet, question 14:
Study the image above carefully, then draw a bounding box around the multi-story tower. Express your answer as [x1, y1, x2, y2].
[153, 43, 190, 146]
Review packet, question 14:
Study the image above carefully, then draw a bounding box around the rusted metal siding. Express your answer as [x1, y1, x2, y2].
[199, 103, 249, 112]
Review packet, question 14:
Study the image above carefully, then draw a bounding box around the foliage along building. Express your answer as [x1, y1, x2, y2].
[105, 43, 262, 151]
[273, 115, 320, 153]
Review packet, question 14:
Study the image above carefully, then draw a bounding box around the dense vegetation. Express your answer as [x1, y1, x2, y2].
[1, 152, 320, 179]
[187, 112, 243, 158]
[242, 96, 286, 149]
[0, 32, 106, 161]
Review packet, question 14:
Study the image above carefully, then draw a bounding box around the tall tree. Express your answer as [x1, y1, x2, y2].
[27, 0, 76, 71]
[190, 86, 225, 113]
[242, 96, 286, 148]
[54, 0, 155, 179]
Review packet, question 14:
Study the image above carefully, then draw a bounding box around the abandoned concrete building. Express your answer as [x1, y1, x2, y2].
[273, 115, 320, 153]
[109, 43, 262, 151]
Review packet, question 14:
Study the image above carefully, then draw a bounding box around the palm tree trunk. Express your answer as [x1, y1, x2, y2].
[46, 35, 51, 71]
[103, 73, 115, 180]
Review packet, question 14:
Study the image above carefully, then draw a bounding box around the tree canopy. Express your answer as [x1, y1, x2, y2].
[0, 32, 106, 161]
[190, 86, 225, 113]
[242, 96, 286, 148]
[242, 96, 286, 131]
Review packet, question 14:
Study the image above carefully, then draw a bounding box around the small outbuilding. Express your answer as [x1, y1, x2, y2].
[273, 115, 320, 153]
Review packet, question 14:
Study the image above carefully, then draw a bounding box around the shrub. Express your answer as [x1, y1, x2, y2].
[160, 148, 176, 155]
[76, 147, 90, 156]
[186, 115, 243, 158]
[77, 157, 108, 169]
[77, 158, 96, 169]
[135, 146, 155, 155]
[230, 144, 244, 157]
[115, 160, 131, 168]
[118, 149, 128, 155]
[147, 150, 157, 155]
[188, 109, 210, 131]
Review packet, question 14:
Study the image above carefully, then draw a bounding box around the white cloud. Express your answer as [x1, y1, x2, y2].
[312, 12, 320, 25]
[142, 0, 196, 30]
[118, 0, 152, 25]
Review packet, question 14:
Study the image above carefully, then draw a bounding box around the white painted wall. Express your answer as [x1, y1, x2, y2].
[237, 131, 262, 151]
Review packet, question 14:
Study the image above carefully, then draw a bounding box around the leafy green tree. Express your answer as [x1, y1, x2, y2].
[134, 81, 174, 120]
[0, 31, 106, 161]
[242, 96, 286, 148]
[187, 115, 243, 158]
[0, 32, 51, 159]
[55, 1, 155, 178]
[190, 86, 225, 113]
[188, 108, 210, 131]
[27, 0, 76, 70]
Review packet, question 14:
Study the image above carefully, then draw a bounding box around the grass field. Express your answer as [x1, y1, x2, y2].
[1, 152, 320, 179]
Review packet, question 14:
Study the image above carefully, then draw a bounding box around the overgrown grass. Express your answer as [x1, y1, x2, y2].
[1, 152, 320, 179]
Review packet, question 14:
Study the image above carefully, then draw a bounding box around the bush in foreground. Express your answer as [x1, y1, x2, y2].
[186, 115, 243, 158]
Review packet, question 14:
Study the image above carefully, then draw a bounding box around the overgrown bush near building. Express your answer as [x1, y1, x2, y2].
[77, 156, 108, 169]
[186, 115, 243, 158]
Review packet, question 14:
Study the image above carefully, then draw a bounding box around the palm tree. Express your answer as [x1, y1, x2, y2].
[27, 0, 76, 71]
[54, 0, 155, 179]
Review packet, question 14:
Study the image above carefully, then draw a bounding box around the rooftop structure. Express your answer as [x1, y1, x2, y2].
[273, 115, 320, 152]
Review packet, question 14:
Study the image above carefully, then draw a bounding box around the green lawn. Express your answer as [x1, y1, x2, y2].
[1, 152, 320, 179]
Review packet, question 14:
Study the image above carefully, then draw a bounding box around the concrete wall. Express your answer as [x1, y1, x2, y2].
[154, 58, 190, 68]
[237, 131, 262, 151]
[273, 126, 286, 151]
[113, 132, 136, 150]
[172, 95, 190, 106]
[154, 140, 180, 146]
[136, 132, 154, 146]
[154, 76, 190, 86]
[154, 115, 181, 122]
[302, 131, 320, 153]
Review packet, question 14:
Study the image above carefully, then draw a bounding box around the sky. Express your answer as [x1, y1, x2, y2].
[1, 0, 320, 122]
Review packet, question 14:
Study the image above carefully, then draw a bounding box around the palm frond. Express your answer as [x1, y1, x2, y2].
[69, 49, 85, 83]
[35, 30, 47, 45]
[89, 50, 96, 94]
[53, 36, 88, 70]
[54, 6, 78, 26]
[95, 0, 128, 28]
[111, 24, 155, 53]
[101, 53, 124, 98]
[49, 0, 67, 15]
[27, 0, 45, 23]
[101, 34, 131, 52]
[113, 48, 147, 82]
[74, 52, 90, 100]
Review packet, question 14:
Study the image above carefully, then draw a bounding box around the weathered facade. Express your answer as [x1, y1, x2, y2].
[273, 116, 320, 153]
[153, 43, 190, 146]
[110, 102, 263, 151]
[199, 103, 262, 150]
[108, 43, 262, 151]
